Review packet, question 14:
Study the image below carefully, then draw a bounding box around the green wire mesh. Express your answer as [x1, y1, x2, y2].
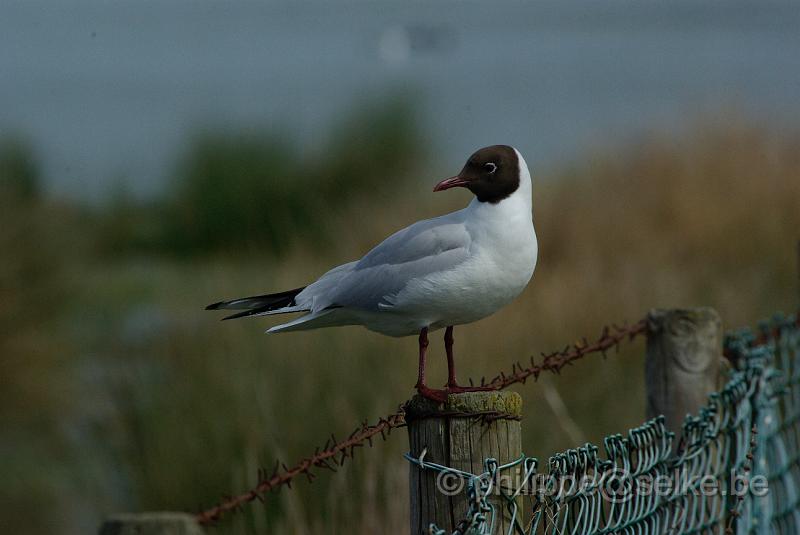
[406, 314, 800, 535]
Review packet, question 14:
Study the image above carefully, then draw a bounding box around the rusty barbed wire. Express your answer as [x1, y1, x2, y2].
[479, 318, 648, 390]
[195, 410, 406, 524]
[195, 317, 648, 525]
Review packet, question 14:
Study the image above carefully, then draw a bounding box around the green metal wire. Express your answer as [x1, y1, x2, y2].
[406, 314, 800, 535]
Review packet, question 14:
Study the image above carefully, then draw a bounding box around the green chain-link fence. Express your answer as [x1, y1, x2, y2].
[407, 314, 800, 535]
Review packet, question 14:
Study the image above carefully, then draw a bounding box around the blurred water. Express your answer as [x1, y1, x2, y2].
[1, 0, 799, 199]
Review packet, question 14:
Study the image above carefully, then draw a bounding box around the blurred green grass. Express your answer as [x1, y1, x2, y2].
[1, 111, 799, 535]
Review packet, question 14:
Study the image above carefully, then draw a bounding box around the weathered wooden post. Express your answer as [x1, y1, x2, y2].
[99, 513, 203, 535]
[406, 391, 523, 535]
[645, 307, 722, 436]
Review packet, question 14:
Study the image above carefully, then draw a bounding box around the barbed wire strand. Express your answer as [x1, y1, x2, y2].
[482, 319, 647, 389]
[195, 410, 406, 524]
[195, 318, 648, 525]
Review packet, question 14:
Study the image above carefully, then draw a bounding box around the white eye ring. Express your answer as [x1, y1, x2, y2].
[484, 162, 497, 174]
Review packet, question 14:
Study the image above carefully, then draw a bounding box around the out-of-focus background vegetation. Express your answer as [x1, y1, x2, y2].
[2, 2, 800, 534]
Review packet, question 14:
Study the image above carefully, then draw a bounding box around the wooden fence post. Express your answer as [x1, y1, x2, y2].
[645, 308, 722, 436]
[406, 391, 522, 535]
[99, 513, 203, 535]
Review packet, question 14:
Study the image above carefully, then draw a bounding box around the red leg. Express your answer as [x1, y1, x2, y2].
[415, 327, 447, 402]
[445, 326, 458, 388]
[414, 327, 429, 389]
[443, 326, 494, 394]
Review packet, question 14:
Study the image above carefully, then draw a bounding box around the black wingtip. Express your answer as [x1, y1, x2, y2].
[221, 309, 258, 321]
[206, 286, 307, 317]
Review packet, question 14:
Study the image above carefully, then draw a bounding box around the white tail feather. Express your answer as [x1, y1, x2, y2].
[267, 309, 348, 333]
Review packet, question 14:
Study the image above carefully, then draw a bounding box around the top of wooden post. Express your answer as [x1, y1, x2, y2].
[404, 390, 522, 422]
[646, 307, 721, 374]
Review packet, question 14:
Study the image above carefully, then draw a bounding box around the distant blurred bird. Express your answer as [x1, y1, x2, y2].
[207, 145, 538, 401]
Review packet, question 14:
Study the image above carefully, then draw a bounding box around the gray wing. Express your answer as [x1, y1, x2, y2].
[311, 214, 471, 311]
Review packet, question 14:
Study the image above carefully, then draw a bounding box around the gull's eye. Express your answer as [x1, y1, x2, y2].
[484, 162, 497, 175]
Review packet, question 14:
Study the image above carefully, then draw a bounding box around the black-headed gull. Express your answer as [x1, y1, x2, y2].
[207, 145, 538, 401]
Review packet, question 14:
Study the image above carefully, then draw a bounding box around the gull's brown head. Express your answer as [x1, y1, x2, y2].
[433, 145, 520, 203]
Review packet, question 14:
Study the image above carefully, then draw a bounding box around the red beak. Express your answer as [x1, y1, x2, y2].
[433, 175, 468, 192]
